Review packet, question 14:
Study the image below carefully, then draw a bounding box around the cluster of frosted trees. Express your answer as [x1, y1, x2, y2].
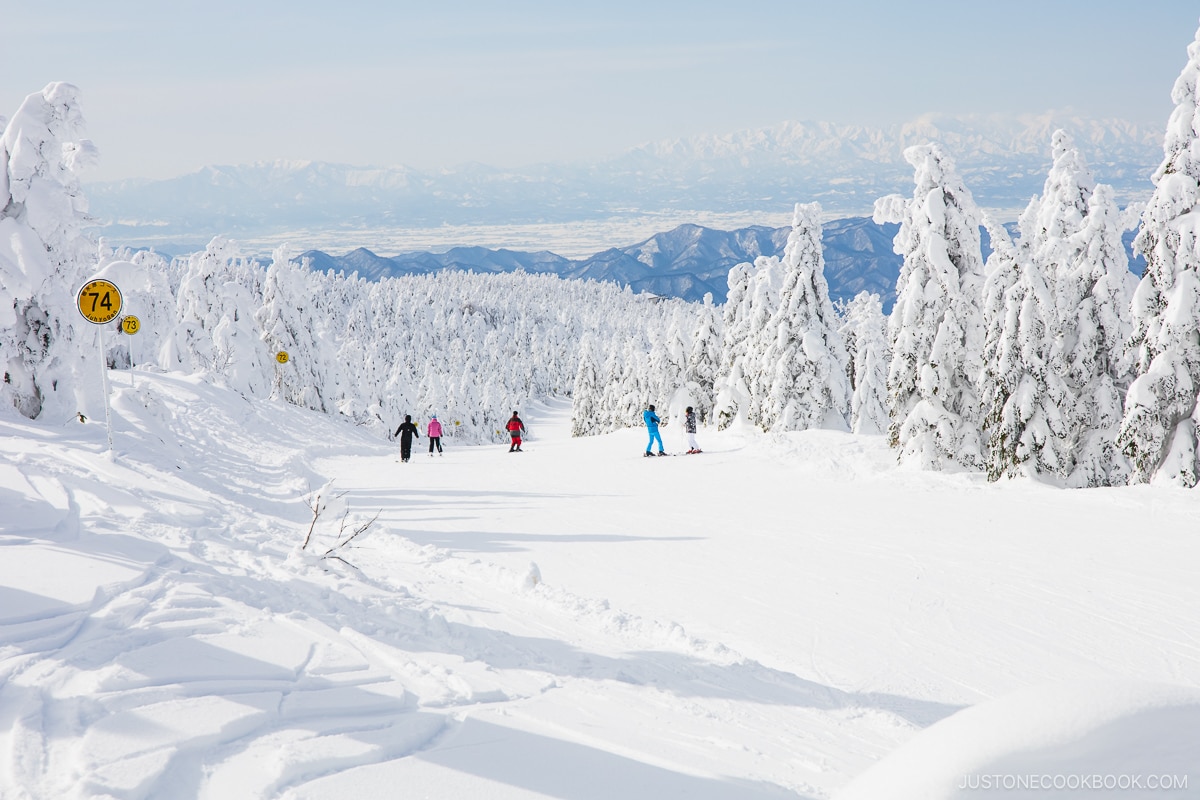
[867, 27, 1200, 488]
[104, 241, 685, 443]
[570, 203, 888, 437]
[570, 130, 1162, 486]
[570, 299, 722, 436]
[874, 137, 1143, 486]
[571, 202, 888, 438]
[573, 26, 1200, 488]
[0, 83, 681, 444]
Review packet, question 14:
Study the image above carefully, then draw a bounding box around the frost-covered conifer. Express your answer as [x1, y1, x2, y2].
[163, 237, 272, 397]
[874, 143, 986, 469]
[684, 295, 722, 422]
[0, 83, 100, 420]
[840, 291, 889, 435]
[741, 259, 786, 428]
[714, 263, 753, 428]
[335, 279, 386, 424]
[715, 261, 765, 427]
[1061, 185, 1138, 486]
[759, 203, 849, 432]
[615, 338, 648, 427]
[978, 216, 1020, 449]
[978, 223, 1070, 481]
[1020, 130, 1095, 295]
[650, 309, 689, 419]
[1117, 24, 1200, 486]
[996, 133, 1134, 484]
[256, 247, 330, 411]
[571, 336, 601, 437]
[593, 347, 622, 432]
[711, 255, 787, 430]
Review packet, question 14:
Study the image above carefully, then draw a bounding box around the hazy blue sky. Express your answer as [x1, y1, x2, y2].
[3, 1, 1197, 181]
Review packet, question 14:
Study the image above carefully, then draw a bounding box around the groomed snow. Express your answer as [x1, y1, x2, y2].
[2, 371, 1197, 798]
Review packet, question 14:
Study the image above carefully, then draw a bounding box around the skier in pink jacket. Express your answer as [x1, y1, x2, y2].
[427, 416, 444, 456]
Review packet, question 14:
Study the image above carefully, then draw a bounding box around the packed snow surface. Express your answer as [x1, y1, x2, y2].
[836, 680, 1200, 799]
[2, 371, 1198, 798]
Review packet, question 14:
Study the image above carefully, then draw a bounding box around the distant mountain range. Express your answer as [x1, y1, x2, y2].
[301, 217, 900, 307]
[85, 114, 1163, 249]
[300, 216, 1143, 312]
[298, 217, 908, 310]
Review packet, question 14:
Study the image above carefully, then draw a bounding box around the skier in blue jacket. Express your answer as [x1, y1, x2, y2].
[643, 404, 666, 457]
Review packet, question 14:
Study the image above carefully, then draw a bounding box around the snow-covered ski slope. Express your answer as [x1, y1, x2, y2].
[2, 371, 1198, 799]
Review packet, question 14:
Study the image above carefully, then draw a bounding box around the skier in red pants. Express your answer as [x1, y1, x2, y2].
[506, 411, 526, 452]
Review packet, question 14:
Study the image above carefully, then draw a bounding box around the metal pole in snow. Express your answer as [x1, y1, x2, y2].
[98, 326, 115, 455]
[76, 277, 122, 456]
[128, 325, 136, 389]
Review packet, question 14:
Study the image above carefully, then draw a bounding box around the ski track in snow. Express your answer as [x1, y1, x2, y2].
[2, 373, 1199, 798]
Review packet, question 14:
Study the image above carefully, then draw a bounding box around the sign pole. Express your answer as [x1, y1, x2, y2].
[128, 323, 136, 389]
[275, 350, 289, 400]
[77, 278, 123, 457]
[98, 326, 115, 455]
[117, 315, 141, 390]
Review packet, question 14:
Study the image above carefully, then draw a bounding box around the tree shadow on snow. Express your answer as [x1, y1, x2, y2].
[393, 528, 702, 554]
[27, 601, 809, 798]
[163, 557, 963, 731]
[343, 487, 685, 554]
[350, 487, 609, 506]
[408, 620, 962, 729]
[417, 716, 807, 800]
[7, 535, 953, 797]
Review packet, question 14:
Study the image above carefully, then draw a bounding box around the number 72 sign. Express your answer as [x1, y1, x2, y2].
[77, 279, 123, 324]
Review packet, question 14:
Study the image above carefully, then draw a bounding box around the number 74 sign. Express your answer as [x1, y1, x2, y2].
[77, 279, 123, 325]
[75, 276, 124, 454]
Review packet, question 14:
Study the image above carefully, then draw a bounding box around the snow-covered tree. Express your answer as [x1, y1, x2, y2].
[1019, 130, 1095, 295]
[978, 224, 1070, 481]
[839, 291, 889, 435]
[88, 247, 177, 375]
[650, 308, 689, 421]
[714, 255, 787, 429]
[738, 258, 785, 428]
[684, 294, 722, 423]
[714, 263, 753, 428]
[0, 83, 100, 420]
[977, 216, 1021, 432]
[1060, 185, 1138, 486]
[256, 246, 329, 411]
[983, 132, 1135, 485]
[571, 336, 601, 437]
[1117, 23, 1200, 486]
[614, 337, 649, 427]
[874, 143, 986, 469]
[162, 237, 272, 397]
[758, 202, 849, 432]
[592, 346, 622, 432]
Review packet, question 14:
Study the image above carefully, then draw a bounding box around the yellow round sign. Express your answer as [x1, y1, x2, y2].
[119, 315, 141, 335]
[77, 279, 123, 325]
[276, 351, 290, 364]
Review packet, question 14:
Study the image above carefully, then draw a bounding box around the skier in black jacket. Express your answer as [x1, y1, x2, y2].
[394, 415, 420, 462]
[684, 406, 702, 454]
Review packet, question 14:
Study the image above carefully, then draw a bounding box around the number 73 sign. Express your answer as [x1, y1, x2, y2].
[77, 279, 123, 324]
